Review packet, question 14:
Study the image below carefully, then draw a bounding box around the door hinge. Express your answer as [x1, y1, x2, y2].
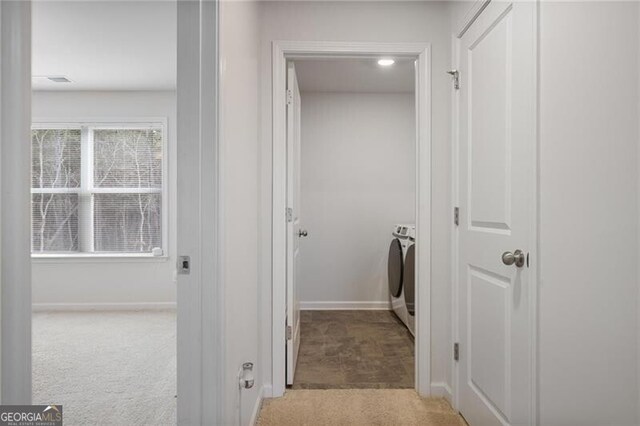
[286, 325, 292, 340]
[454, 342, 460, 361]
[454, 207, 459, 226]
[286, 207, 293, 222]
[286, 89, 293, 105]
[447, 69, 460, 90]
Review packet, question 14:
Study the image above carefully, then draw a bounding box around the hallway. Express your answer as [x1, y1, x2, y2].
[0, 1, 637, 425]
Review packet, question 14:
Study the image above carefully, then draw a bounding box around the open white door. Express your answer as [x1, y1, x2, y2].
[285, 61, 302, 385]
[176, 1, 221, 423]
[456, 1, 535, 425]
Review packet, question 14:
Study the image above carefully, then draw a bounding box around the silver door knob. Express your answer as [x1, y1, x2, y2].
[502, 250, 525, 267]
[298, 229, 308, 237]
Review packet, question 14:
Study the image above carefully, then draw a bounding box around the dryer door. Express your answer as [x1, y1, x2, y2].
[403, 244, 415, 316]
[387, 238, 403, 298]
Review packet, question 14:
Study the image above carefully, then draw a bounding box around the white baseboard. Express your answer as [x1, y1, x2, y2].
[430, 382, 453, 404]
[250, 385, 266, 426]
[300, 301, 391, 310]
[262, 384, 273, 398]
[32, 302, 177, 312]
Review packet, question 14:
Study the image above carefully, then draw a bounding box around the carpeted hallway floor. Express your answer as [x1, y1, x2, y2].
[257, 389, 466, 426]
[33, 311, 465, 426]
[32, 310, 176, 426]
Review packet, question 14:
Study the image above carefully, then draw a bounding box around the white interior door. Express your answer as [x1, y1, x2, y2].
[457, 1, 535, 425]
[285, 61, 302, 385]
[176, 2, 220, 422]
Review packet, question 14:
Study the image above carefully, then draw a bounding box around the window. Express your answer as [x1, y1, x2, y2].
[31, 122, 166, 257]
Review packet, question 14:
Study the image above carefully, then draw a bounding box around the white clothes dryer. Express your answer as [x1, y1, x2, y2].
[387, 224, 415, 336]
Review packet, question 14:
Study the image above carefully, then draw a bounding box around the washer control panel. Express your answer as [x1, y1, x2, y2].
[393, 224, 416, 240]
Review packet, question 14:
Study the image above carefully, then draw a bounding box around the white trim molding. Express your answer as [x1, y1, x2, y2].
[32, 302, 176, 312]
[1, 0, 32, 404]
[449, 31, 461, 413]
[271, 40, 432, 398]
[455, 0, 491, 39]
[300, 301, 391, 311]
[176, 1, 222, 424]
[31, 253, 169, 263]
[430, 382, 453, 405]
[249, 385, 266, 426]
[30, 118, 170, 258]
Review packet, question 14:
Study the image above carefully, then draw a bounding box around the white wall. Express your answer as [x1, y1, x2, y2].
[224, 2, 640, 423]
[258, 0, 452, 397]
[219, 1, 261, 424]
[299, 92, 415, 307]
[538, 2, 639, 424]
[31, 91, 177, 307]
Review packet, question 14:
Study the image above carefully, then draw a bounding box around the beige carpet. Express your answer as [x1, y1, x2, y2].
[33, 310, 176, 425]
[257, 389, 466, 426]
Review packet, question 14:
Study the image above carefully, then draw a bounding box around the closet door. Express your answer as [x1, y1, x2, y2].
[456, 1, 536, 425]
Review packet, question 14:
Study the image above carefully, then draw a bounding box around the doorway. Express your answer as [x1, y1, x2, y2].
[271, 41, 432, 397]
[0, 1, 220, 424]
[289, 57, 417, 389]
[30, 2, 177, 423]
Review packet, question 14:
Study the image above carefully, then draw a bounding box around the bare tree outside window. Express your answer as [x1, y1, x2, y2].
[93, 129, 162, 189]
[31, 129, 81, 252]
[94, 193, 162, 252]
[30, 125, 164, 255]
[93, 129, 163, 253]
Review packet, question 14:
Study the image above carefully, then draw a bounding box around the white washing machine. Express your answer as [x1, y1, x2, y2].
[387, 224, 415, 336]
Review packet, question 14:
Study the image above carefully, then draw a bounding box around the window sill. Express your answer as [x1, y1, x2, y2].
[31, 253, 170, 264]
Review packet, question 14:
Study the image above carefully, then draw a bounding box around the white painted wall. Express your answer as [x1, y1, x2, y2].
[258, 0, 452, 397]
[299, 92, 415, 307]
[538, 2, 639, 424]
[219, 1, 261, 424]
[31, 91, 177, 307]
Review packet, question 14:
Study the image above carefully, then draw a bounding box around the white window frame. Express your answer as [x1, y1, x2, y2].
[30, 117, 169, 261]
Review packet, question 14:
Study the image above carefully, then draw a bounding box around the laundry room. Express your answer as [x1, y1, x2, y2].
[290, 57, 417, 389]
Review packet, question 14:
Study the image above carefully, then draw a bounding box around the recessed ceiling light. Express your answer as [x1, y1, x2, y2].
[377, 58, 395, 67]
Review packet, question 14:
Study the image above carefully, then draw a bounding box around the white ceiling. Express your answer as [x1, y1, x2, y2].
[32, 1, 176, 91]
[294, 58, 415, 93]
[32, 2, 414, 93]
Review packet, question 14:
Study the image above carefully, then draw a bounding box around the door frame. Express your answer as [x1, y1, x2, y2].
[176, 1, 223, 424]
[271, 40, 432, 397]
[450, 1, 539, 423]
[0, 0, 32, 404]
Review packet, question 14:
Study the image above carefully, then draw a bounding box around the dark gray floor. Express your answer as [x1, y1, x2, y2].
[292, 310, 414, 389]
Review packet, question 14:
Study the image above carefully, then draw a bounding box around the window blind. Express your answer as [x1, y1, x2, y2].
[31, 129, 81, 253]
[31, 125, 164, 255]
